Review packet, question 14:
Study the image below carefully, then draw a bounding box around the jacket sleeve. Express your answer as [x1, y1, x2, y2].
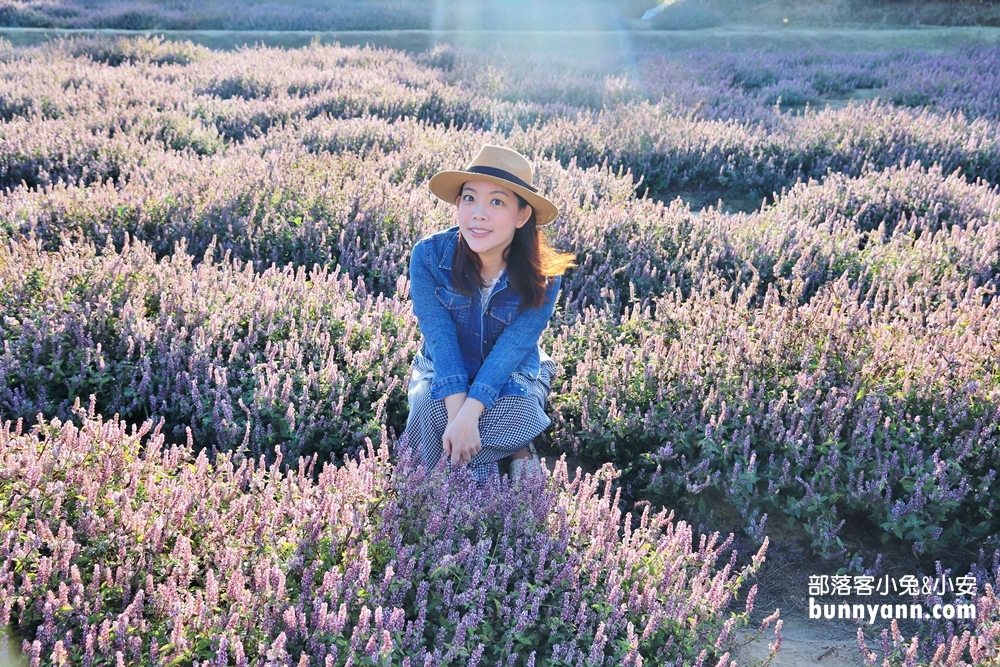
[408, 238, 469, 399]
[467, 274, 561, 409]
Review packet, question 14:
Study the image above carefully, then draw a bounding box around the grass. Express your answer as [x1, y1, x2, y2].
[1, 25, 999, 56]
[1, 0, 999, 35]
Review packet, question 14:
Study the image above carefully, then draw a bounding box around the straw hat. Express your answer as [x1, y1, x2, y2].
[428, 145, 559, 226]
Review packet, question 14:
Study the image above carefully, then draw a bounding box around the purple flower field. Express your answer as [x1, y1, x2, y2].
[1, 35, 1000, 664]
[2, 406, 771, 666]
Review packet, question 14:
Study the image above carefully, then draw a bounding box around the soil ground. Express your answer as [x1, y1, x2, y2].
[0, 626, 26, 667]
[736, 620, 861, 667]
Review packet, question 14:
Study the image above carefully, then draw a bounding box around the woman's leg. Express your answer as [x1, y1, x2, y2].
[502, 358, 557, 475]
[403, 374, 449, 471]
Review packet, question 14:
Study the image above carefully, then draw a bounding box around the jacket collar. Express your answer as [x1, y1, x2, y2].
[438, 227, 459, 271]
[437, 226, 510, 293]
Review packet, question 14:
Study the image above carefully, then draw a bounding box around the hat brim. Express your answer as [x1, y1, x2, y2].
[428, 170, 559, 226]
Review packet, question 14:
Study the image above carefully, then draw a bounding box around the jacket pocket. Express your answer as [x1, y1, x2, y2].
[435, 287, 472, 325]
[488, 303, 518, 325]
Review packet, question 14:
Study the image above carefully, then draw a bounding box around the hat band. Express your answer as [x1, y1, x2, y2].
[465, 165, 538, 193]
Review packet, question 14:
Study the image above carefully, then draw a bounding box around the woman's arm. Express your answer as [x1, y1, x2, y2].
[411, 238, 485, 467]
[409, 238, 469, 401]
[467, 275, 562, 410]
[443, 277, 562, 467]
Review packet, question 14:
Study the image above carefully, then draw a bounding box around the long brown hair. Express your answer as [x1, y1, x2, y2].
[452, 195, 575, 310]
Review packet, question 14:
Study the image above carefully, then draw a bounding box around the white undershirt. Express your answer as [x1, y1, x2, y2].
[480, 275, 500, 312]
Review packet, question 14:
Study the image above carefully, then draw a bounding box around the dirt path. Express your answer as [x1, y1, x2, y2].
[0, 626, 27, 667]
[737, 614, 864, 667]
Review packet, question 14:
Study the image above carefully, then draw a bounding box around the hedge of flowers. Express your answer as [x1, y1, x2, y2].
[547, 161, 1000, 560]
[0, 409, 769, 666]
[0, 0, 638, 32]
[2, 36, 1000, 664]
[0, 236, 421, 461]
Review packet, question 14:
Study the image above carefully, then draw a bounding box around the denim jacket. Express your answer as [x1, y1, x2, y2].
[408, 226, 561, 410]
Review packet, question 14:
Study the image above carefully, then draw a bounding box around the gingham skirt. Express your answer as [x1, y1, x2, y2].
[402, 350, 557, 481]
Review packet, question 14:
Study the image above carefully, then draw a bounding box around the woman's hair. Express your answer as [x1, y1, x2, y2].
[452, 193, 576, 310]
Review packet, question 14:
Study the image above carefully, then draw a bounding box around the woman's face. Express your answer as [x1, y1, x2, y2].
[456, 180, 531, 269]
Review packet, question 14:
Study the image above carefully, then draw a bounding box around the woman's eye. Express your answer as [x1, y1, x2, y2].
[491, 198, 503, 206]
[462, 194, 474, 202]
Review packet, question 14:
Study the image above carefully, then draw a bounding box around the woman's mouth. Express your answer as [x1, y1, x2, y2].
[467, 227, 492, 238]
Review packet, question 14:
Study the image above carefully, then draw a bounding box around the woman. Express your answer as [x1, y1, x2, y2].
[404, 145, 574, 481]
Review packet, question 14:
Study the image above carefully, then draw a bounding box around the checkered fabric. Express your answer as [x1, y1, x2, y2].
[402, 350, 557, 481]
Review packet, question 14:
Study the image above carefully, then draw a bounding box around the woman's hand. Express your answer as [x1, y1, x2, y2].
[442, 412, 480, 467]
[444, 393, 466, 425]
[442, 398, 486, 467]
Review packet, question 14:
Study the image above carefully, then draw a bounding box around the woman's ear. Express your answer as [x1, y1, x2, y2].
[516, 203, 533, 228]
